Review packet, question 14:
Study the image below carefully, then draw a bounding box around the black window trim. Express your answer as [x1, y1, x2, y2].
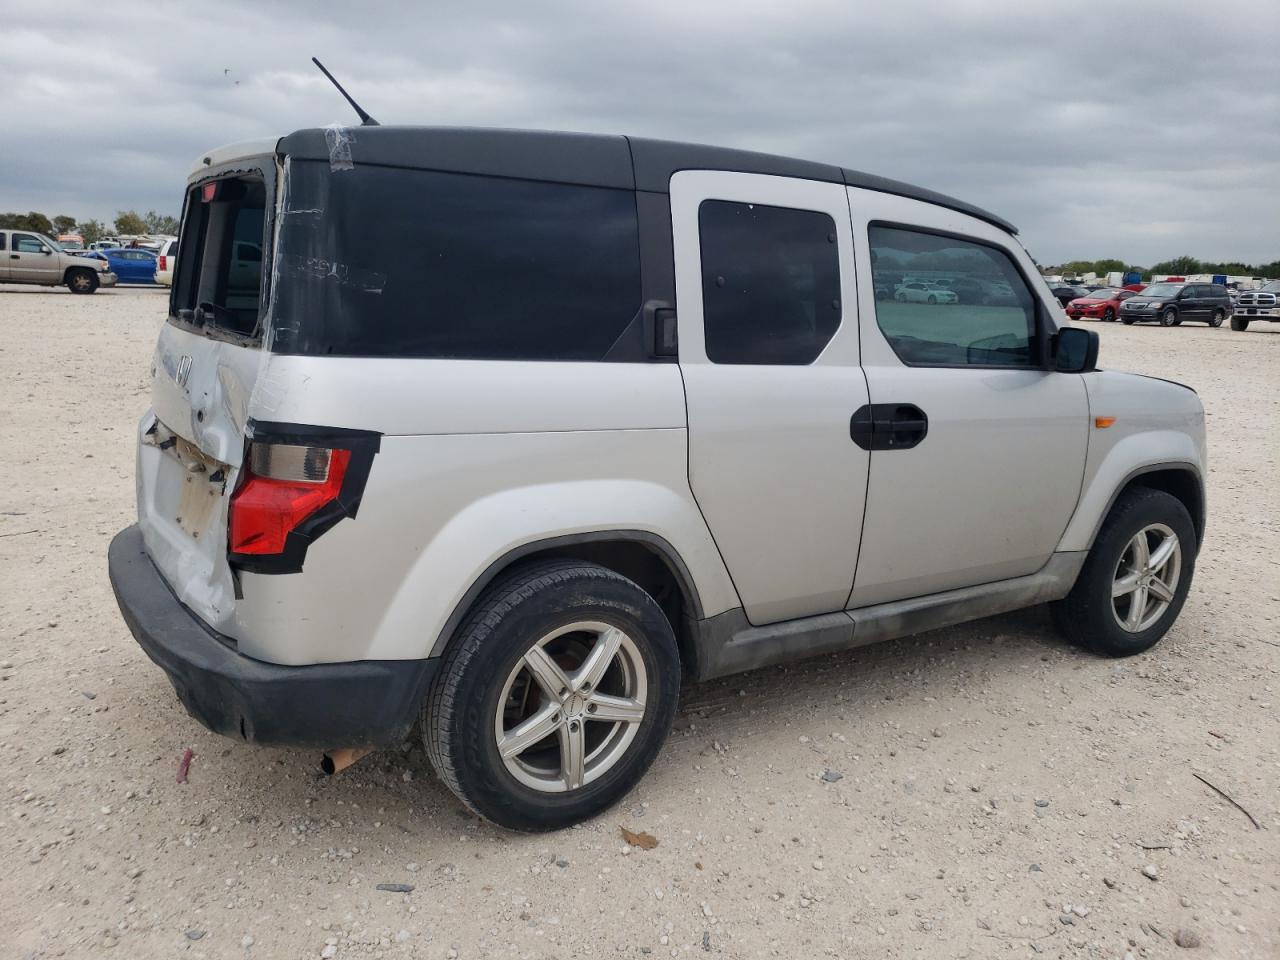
[697, 196, 844, 367]
[866, 219, 1055, 371]
[167, 157, 277, 347]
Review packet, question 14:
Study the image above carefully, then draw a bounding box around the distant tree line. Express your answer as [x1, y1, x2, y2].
[0, 210, 180, 246]
[1051, 256, 1280, 279]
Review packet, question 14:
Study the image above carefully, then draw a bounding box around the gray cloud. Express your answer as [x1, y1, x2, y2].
[2, 0, 1277, 264]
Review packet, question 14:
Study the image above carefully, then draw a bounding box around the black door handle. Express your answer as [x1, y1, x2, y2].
[9, 254, 18, 259]
[850, 403, 929, 451]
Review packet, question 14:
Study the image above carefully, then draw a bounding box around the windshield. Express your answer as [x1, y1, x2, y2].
[1260, 280, 1280, 293]
[1140, 283, 1182, 298]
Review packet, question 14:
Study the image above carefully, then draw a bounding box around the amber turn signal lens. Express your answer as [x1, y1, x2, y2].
[1094, 416, 1116, 429]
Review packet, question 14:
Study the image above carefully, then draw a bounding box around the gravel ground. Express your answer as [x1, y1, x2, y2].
[2, 285, 1277, 960]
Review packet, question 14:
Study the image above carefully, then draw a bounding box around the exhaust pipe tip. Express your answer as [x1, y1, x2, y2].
[321, 746, 373, 776]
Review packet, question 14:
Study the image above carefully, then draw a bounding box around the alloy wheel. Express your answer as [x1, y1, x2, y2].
[495, 621, 647, 793]
[1111, 523, 1182, 632]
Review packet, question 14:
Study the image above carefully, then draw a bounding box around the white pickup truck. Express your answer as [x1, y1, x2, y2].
[1231, 280, 1280, 330]
[1, 229, 117, 293]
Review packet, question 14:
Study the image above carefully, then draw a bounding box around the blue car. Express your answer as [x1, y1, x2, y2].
[100, 247, 159, 284]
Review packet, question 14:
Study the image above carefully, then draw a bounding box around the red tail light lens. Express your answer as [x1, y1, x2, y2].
[229, 444, 351, 555]
[158, 255, 167, 271]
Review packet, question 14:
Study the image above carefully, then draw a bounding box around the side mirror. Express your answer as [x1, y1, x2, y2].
[1055, 326, 1099, 373]
[41, 248, 52, 255]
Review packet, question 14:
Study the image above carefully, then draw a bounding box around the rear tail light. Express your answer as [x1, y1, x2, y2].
[229, 443, 351, 555]
[158, 255, 167, 271]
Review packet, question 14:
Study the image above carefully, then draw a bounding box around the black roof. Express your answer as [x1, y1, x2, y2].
[277, 126, 1018, 235]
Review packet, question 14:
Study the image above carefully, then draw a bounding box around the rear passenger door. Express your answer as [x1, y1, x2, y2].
[671, 171, 868, 625]
[847, 190, 1089, 608]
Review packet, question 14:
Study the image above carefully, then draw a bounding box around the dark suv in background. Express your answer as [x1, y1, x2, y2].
[1119, 282, 1232, 327]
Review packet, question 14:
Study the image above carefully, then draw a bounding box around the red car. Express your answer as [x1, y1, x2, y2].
[1066, 287, 1136, 322]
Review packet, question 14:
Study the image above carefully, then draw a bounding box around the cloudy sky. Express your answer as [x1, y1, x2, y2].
[2, 0, 1277, 265]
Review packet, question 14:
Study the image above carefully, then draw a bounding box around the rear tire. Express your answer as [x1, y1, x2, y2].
[1230, 316, 1250, 331]
[67, 269, 98, 294]
[1160, 308, 1178, 326]
[1209, 309, 1225, 328]
[1051, 488, 1196, 657]
[424, 560, 680, 831]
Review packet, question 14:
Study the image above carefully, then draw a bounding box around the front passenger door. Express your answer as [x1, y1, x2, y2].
[847, 200, 1089, 608]
[10, 233, 60, 282]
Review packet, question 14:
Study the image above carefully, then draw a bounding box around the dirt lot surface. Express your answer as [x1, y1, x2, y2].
[2, 285, 1277, 960]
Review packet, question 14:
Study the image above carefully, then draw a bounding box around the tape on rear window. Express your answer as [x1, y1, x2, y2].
[323, 123, 354, 172]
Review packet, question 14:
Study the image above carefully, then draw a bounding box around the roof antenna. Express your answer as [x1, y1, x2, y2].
[311, 57, 379, 126]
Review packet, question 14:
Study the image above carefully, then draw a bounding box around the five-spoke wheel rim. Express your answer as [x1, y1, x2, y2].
[1112, 523, 1182, 633]
[495, 621, 647, 793]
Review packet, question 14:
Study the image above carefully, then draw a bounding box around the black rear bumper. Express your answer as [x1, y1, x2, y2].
[108, 525, 436, 748]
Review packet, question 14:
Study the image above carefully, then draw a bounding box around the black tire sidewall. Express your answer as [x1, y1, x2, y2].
[1230, 317, 1248, 331]
[1210, 310, 1224, 327]
[433, 566, 680, 831]
[1069, 491, 1196, 656]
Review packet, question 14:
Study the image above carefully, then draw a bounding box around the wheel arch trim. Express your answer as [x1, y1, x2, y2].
[428, 530, 706, 659]
[1070, 460, 1205, 554]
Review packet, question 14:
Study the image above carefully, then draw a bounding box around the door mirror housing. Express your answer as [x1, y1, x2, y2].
[41, 247, 52, 255]
[1054, 326, 1099, 373]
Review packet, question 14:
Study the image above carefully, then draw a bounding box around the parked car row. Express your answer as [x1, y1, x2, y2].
[1062, 283, 1230, 327]
[876, 276, 1016, 305]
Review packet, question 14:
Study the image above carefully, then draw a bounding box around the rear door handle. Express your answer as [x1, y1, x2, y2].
[850, 403, 929, 451]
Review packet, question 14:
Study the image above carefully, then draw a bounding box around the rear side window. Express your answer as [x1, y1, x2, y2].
[697, 200, 841, 365]
[868, 225, 1038, 367]
[271, 161, 641, 360]
[172, 174, 269, 338]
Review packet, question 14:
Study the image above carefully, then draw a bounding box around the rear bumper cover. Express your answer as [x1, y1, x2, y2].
[108, 524, 436, 747]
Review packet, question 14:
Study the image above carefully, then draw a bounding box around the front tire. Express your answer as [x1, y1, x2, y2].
[1051, 488, 1196, 657]
[67, 269, 99, 294]
[1102, 307, 1115, 322]
[1160, 308, 1178, 326]
[1230, 316, 1250, 331]
[926, 295, 937, 304]
[424, 560, 680, 831]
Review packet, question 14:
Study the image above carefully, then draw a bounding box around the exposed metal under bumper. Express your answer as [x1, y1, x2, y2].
[692, 552, 1087, 680]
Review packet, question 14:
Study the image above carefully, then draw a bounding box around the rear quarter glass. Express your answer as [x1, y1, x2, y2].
[269, 160, 642, 360]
